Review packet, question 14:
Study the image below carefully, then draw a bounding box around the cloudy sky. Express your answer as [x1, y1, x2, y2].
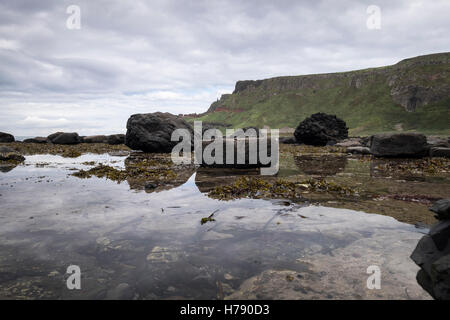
[0, 0, 449, 136]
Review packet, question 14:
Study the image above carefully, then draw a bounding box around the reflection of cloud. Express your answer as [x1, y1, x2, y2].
[0, 0, 448, 135]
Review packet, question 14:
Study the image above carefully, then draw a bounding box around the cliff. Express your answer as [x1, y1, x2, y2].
[192, 53, 450, 135]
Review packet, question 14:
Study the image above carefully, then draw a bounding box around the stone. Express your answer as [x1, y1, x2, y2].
[294, 113, 348, 146]
[430, 147, 450, 158]
[47, 132, 81, 145]
[23, 137, 48, 144]
[279, 137, 297, 144]
[82, 135, 108, 143]
[370, 133, 428, 157]
[125, 112, 193, 153]
[336, 138, 362, 148]
[0, 132, 15, 143]
[430, 199, 450, 220]
[107, 134, 125, 145]
[411, 199, 450, 300]
[0, 146, 25, 162]
[347, 146, 371, 155]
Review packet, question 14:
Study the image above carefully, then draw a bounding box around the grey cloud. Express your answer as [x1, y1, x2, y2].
[0, 0, 448, 135]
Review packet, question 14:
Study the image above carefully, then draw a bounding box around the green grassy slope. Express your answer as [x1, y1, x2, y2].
[187, 53, 450, 136]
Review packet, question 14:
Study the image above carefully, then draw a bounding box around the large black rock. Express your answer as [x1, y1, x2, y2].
[47, 132, 81, 145]
[370, 133, 428, 157]
[294, 113, 348, 146]
[125, 112, 193, 153]
[0, 132, 15, 143]
[411, 198, 450, 300]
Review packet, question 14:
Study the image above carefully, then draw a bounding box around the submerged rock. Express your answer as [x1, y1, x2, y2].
[0, 146, 25, 162]
[125, 112, 193, 153]
[370, 133, 429, 157]
[0, 132, 15, 143]
[48, 132, 81, 145]
[411, 198, 450, 300]
[294, 113, 348, 146]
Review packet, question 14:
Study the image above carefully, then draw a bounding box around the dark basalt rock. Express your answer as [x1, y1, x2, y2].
[125, 112, 193, 153]
[411, 198, 450, 300]
[47, 132, 81, 145]
[279, 137, 297, 144]
[23, 137, 48, 144]
[83, 135, 108, 144]
[370, 133, 429, 157]
[107, 134, 125, 145]
[0, 132, 15, 143]
[294, 113, 348, 146]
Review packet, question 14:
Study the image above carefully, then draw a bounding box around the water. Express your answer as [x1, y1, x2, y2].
[0, 154, 431, 299]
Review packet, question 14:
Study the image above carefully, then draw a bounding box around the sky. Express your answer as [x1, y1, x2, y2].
[0, 0, 449, 136]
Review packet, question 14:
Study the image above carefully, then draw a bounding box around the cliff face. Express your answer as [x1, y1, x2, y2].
[199, 53, 450, 135]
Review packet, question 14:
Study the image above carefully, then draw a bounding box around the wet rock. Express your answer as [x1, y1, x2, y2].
[0, 146, 25, 162]
[294, 113, 348, 146]
[125, 112, 193, 153]
[427, 136, 450, 148]
[370, 133, 429, 157]
[107, 134, 125, 145]
[144, 182, 157, 190]
[23, 137, 48, 144]
[336, 138, 362, 148]
[430, 147, 450, 158]
[347, 146, 371, 155]
[411, 199, 450, 300]
[279, 137, 297, 144]
[0, 132, 15, 143]
[82, 135, 108, 143]
[47, 132, 81, 145]
[430, 199, 450, 220]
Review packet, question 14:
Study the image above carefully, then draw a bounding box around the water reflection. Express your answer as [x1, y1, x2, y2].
[294, 155, 347, 176]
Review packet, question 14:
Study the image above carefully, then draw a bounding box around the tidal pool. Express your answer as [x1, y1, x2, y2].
[0, 154, 431, 299]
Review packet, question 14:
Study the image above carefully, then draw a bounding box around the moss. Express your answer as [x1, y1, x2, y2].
[208, 176, 357, 201]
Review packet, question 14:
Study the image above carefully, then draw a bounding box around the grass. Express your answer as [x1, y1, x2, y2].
[187, 53, 450, 136]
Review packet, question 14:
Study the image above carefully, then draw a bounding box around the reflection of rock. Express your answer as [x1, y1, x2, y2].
[411, 199, 450, 300]
[125, 112, 193, 152]
[195, 167, 260, 193]
[0, 163, 18, 173]
[370, 133, 428, 157]
[0, 132, 15, 142]
[294, 113, 348, 146]
[294, 155, 347, 176]
[200, 138, 274, 169]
